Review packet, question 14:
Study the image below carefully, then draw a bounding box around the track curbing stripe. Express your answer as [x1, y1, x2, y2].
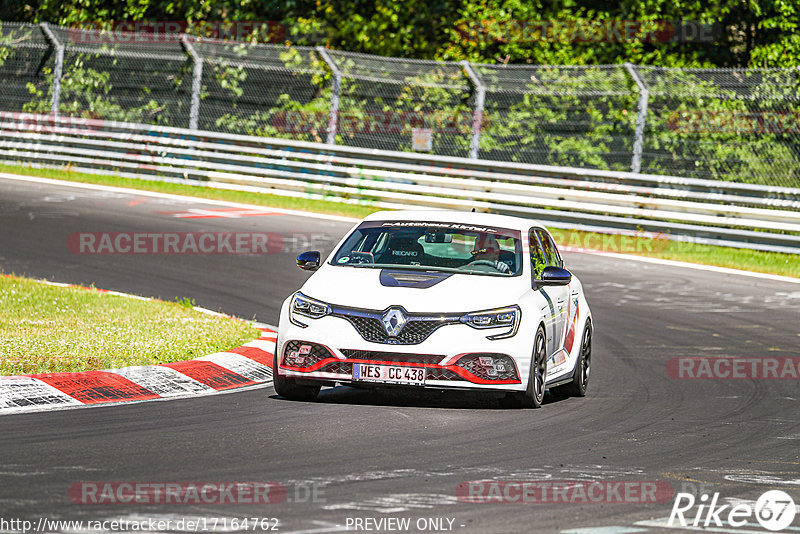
[160, 360, 258, 391]
[0, 376, 84, 410]
[196, 352, 273, 382]
[32, 371, 161, 404]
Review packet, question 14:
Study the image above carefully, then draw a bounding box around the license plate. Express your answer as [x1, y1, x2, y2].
[352, 364, 426, 386]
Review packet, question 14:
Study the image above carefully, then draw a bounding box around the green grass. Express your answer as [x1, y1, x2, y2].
[0, 274, 261, 376]
[1, 162, 797, 279]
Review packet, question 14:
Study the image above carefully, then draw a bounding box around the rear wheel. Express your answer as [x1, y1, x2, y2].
[501, 325, 547, 409]
[552, 319, 591, 398]
[272, 340, 320, 401]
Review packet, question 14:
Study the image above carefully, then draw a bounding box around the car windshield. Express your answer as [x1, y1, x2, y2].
[331, 221, 522, 276]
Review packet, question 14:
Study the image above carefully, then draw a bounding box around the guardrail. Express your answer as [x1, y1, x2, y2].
[1, 111, 799, 254]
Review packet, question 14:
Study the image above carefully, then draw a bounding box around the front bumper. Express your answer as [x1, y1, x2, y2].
[277, 313, 530, 392]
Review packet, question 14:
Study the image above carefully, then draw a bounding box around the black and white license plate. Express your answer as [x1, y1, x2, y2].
[352, 363, 426, 386]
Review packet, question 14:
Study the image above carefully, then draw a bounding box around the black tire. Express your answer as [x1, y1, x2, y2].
[501, 325, 547, 409]
[272, 340, 320, 402]
[552, 319, 591, 398]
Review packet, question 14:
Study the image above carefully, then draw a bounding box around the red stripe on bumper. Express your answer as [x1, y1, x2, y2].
[281, 358, 522, 385]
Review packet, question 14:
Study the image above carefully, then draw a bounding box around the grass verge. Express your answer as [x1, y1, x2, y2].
[0, 274, 261, 376]
[1, 162, 797, 279]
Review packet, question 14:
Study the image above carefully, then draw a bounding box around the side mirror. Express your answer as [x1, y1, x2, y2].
[296, 251, 320, 271]
[539, 266, 572, 286]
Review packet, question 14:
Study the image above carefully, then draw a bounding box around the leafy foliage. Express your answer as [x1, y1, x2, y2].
[2, 2, 800, 185]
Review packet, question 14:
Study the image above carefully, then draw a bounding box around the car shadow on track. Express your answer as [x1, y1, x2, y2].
[270, 385, 572, 410]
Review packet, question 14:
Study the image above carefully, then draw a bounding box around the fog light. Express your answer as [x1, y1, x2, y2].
[286, 350, 306, 365]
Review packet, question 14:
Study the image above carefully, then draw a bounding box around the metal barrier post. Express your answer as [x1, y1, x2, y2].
[316, 47, 341, 145]
[462, 61, 486, 160]
[624, 63, 649, 174]
[39, 23, 63, 118]
[181, 34, 203, 130]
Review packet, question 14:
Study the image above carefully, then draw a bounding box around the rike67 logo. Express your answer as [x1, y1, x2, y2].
[669, 490, 797, 531]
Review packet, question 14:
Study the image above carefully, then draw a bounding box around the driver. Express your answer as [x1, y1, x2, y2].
[470, 234, 510, 273]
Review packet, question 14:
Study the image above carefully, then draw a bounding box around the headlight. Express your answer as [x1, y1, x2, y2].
[289, 292, 331, 328]
[460, 305, 520, 339]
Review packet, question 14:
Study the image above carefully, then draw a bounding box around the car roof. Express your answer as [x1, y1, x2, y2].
[362, 209, 545, 232]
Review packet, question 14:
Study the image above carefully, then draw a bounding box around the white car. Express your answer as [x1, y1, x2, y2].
[274, 210, 592, 408]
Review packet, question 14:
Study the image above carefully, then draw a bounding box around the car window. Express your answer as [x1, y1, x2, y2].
[535, 228, 562, 268]
[529, 230, 547, 279]
[331, 221, 523, 277]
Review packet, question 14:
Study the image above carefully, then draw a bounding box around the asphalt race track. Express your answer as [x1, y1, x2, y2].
[1, 175, 799, 534]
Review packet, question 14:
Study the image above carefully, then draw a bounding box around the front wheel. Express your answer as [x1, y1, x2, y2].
[501, 325, 547, 409]
[552, 319, 591, 398]
[272, 340, 320, 402]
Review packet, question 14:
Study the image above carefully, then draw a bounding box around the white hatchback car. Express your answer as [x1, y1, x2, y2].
[274, 210, 592, 408]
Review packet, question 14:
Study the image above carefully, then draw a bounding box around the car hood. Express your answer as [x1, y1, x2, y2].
[300, 265, 526, 313]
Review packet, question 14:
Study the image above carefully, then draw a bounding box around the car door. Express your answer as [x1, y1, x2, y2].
[533, 228, 569, 359]
[530, 229, 558, 358]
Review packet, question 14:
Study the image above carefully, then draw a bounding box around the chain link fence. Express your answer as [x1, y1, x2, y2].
[192, 38, 328, 141]
[1, 21, 799, 187]
[474, 64, 638, 171]
[0, 22, 54, 113]
[327, 50, 475, 157]
[45, 25, 194, 126]
[636, 66, 800, 185]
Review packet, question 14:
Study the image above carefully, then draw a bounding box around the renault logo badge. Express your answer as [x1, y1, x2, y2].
[381, 307, 407, 337]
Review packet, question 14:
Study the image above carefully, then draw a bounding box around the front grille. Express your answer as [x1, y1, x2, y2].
[425, 368, 463, 381]
[340, 349, 444, 366]
[334, 313, 458, 345]
[318, 361, 353, 375]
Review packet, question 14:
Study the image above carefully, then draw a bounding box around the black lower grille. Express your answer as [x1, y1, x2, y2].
[455, 353, 519, 381]
[425, 368, 463, 381]
[282, 341, 333, 369]
[340, 349, 444, 365]
[318, 361, 353, 375]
